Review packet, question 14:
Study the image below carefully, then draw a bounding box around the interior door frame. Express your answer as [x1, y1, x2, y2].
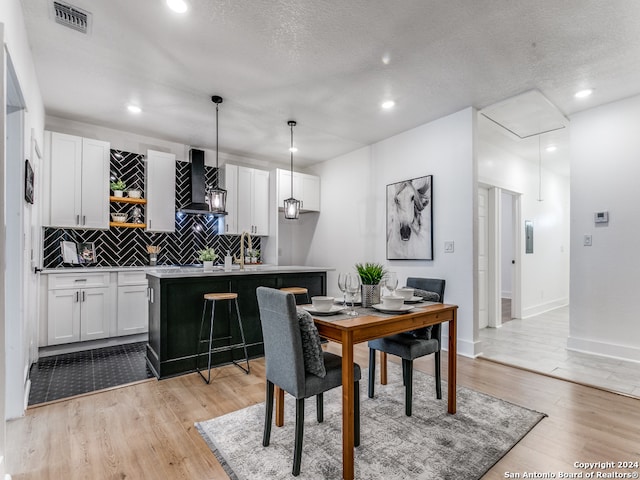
[478, 183, 522, 328]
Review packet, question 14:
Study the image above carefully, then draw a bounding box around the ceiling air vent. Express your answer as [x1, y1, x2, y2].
[51, 1, 92, 34]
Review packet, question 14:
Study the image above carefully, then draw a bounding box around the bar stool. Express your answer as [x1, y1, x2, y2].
[196, 292, 250, 384]
[279, 286, 310, 305]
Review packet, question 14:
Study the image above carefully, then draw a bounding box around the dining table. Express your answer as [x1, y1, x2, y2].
[273, 301, 458, 480]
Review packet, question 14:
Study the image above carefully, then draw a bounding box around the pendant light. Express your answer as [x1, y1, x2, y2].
[284, 120, 301, 219]
[207, 95, 227, 214]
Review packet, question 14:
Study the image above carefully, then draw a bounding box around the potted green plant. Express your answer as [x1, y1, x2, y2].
[110, 179, 126, 197]
[198, 247, 218, 271]
[354, 262, 386, 307]
[250, 249, 260, 264]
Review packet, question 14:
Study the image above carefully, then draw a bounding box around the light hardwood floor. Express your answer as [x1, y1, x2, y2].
[479, 305, 640, 397]
[8, 342, 640, 479]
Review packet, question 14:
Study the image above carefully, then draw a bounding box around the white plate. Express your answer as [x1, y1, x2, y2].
[302, 305, 347, 316]
[403, 296, 424, 304]
[372, 304, 415, 314]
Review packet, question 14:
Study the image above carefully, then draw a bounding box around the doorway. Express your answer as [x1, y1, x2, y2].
[477, 185, 521, 329]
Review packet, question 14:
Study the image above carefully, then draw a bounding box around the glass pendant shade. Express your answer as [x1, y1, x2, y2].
[284, 197, 300, 219]
[208, 187, 227, 213]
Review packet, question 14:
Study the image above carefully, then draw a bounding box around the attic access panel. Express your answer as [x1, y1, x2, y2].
[481, 90, 568, 139]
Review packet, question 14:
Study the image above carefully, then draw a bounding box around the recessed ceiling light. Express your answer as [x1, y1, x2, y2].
[289, 147, 298, 153]
[545, 145, 557, 153]
[127, 104, 142, 114]
[574, 89, 593, 99]
[381, 100, 395, 109]
[166, 0, 188, 13]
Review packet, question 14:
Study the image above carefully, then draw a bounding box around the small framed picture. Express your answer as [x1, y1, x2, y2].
[25, 159, 34, 204]
[60, 241, 79, 265]
[78, 242, 97, 264]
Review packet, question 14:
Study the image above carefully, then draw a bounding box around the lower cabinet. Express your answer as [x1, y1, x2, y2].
[45, 270, 149, 347]
[48, 286, 110, 345]
[116, 271, 149, 336]
[117, 284, 149, 336]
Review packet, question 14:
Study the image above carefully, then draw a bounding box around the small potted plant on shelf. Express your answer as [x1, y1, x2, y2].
[198, 247, 218, 272]
[250, 249, 260, 264]
[354, 262, 386, 307]
[110, 179, 127, 197]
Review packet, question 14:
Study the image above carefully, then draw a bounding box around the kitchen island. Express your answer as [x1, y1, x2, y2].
[145, 266, 329, 379]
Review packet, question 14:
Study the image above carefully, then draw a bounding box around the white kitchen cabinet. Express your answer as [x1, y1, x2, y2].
[277, 169, 320, 213]
[47, 286, 110, 345]
[116, 271, 148, 336]
[224, 164, 269, 235]
[48, 132, 110, 229]
[145, 150, 176, 233]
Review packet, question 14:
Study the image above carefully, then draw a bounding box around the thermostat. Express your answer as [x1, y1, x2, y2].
[594, 211, 609, 224]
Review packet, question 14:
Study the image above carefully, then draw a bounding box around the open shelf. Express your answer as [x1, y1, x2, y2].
[109, 222, 147, 229]
[109, 196, 147, 204]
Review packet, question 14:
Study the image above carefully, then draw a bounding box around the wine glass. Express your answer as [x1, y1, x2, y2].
[383, 271, 398, 297]
[337, 273, 348, 307]
[345, 273, 361, 316]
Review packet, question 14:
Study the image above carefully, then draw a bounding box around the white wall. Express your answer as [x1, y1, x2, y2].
[1, 3, 46, 474]
[569, 95, 640, 362]
[307, 108, 479, 357]
[478, 140, 570, 318]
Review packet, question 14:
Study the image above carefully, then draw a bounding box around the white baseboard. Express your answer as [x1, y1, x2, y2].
[39, 333, 148, 358]
[567, 336, 640, 364]
[522, 297, 568, 319]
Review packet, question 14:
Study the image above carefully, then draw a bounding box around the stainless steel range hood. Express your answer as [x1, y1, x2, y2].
[177, 148, 227, 216]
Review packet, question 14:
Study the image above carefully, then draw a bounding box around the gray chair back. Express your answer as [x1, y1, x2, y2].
[256, 287, 306, 398]
[406, 277, 446, 340]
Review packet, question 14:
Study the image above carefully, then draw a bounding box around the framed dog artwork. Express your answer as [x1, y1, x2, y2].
[386, 175, 433, 260]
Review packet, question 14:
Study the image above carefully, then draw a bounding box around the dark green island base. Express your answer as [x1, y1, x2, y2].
[145, 266, 328, 379]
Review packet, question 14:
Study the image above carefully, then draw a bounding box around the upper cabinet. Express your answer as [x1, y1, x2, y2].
[145, 150, 176, 233]
[224, 164, 269, 235]
[277, 169, 320, 213]
[47, 132, 110, 229]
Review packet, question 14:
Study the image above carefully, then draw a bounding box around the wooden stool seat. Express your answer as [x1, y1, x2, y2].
[204, 292, 238, 301]
[280, 287, 308, 296]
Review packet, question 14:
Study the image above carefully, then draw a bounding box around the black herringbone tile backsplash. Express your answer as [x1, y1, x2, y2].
[43, 150, 258, 268]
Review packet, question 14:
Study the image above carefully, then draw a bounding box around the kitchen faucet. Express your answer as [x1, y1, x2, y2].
[235, 231, 252, 270]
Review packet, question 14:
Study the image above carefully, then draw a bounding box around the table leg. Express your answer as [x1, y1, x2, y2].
[275, 385, 285, 427]
[341, 331, 355, 480]
[380, 352, 388, 385]
[448, 310, 457, 414]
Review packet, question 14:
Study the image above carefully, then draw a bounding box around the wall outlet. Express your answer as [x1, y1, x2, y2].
[444, 241, 454, 253]
[584, 235, 592, 246]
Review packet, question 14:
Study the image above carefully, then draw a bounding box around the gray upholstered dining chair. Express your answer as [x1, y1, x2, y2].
[367, 277, 445, 416]
[256, 287, 361, 476]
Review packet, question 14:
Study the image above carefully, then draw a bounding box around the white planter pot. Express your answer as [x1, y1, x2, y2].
[203, 261, 214, 272]
[113, 190, 124, 198]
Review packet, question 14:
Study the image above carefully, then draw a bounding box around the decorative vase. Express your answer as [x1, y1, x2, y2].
[361, 284, 381, 308]
[203, 260, 214, 272]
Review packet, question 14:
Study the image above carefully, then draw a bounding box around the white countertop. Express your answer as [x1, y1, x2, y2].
[146, 265, 332, 278]
[41, 265, 332, 277]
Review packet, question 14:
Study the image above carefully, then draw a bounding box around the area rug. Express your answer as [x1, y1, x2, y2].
[196, 368, 546, 479]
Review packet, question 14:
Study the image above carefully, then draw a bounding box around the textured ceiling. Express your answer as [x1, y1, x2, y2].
[20, 0, 640, 169]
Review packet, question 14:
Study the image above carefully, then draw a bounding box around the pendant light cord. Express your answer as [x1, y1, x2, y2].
[290, 122, 294, 196]
[538, 134, 543, 202]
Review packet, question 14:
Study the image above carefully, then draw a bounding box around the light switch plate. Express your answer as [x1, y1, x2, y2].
[584, 235, 592, 246]
[444, 241, 454, 253]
